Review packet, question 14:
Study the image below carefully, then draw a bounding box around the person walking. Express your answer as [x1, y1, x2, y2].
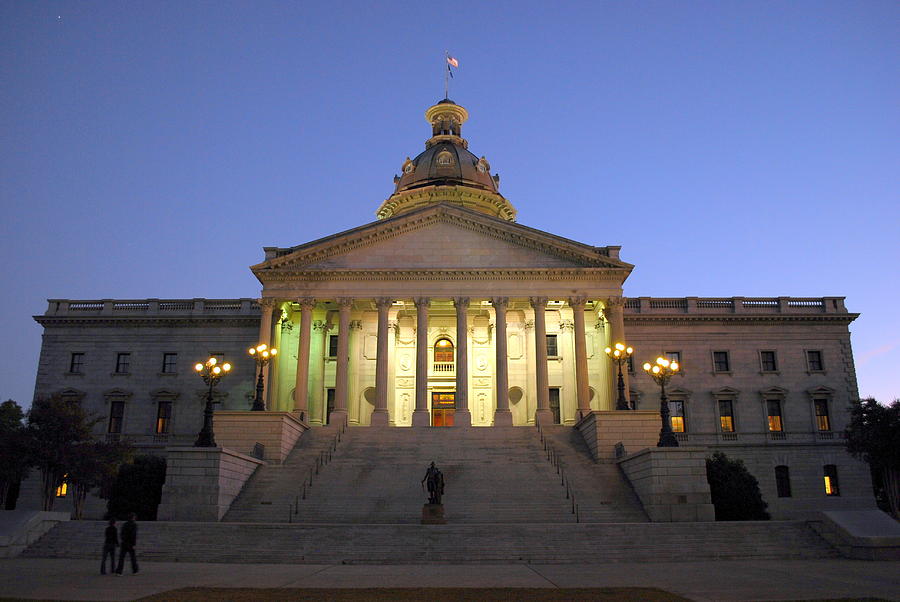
[100, 518, 117, 575]
[115, 513, 138, 575]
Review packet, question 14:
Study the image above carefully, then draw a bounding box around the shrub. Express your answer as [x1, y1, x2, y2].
[106, 455, 167, 521]
[706, 451, 770, 521]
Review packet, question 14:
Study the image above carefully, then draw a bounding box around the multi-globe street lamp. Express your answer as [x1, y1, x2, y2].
[248, 343, 277, 412]
[642, 356, 680, 448]
[604, 342, 634, 410]
[194, 357, 231, 447]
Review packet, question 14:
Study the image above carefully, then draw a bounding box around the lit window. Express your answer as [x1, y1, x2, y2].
[669, 400, 686, 432]
[162, 353, 178, 373]
[713, 351, 730, 372]
[69, 353, 84, 374]
[775, 466, 792, 498]
[760, 351, 778, 372]
[434, 338, 454, 363]
[108, 401, 125, 434]
[665, 351, 681, 364]
[56, 476, 68, 497]
[718, 400, 735, 432]
[824, 465, 840, 496]
[814, 399, 831, 431]
[327, 336, 339, 358]
[807, 350, 824, 372]
[766, 399, 783, 432]
[156, 401, 172, 434]
[115, 353, 131, 374]
[546, 335, 559, 357]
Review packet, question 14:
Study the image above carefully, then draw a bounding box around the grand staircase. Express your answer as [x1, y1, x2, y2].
[22, 424, 841, 563]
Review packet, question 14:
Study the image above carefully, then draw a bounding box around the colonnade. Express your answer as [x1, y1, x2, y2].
[256, 296, 629, 426]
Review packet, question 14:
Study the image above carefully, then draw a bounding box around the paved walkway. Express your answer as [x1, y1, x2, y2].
[0, 558, 898, 601]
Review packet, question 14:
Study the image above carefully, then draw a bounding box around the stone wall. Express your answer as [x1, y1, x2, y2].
[157, 447, 263, 521]
[617, 447, 715, 522]
[576, 410, 660, 461]
[214, 411, 307, 463]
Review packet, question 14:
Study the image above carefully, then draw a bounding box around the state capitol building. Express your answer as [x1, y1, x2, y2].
[28, 98, 874, 521]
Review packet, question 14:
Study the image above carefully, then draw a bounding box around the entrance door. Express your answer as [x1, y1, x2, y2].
[325, 388, 335, 425]
[431, 392, 455, 427]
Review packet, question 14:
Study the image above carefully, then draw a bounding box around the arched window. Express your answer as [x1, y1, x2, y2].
[434, 338, 454, 363]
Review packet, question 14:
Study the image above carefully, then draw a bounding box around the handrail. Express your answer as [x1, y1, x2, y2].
[536, 419, 579, 523]
[292, 420, 348, 521]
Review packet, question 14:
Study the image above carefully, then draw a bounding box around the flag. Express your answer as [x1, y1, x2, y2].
[447, 56, 459, 68]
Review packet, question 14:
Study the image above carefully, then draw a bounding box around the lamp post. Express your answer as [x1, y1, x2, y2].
[604, 342, 634, 410]
[642, 356, 680, 447]
[248, 343, 277, 412]
[194, 357, 231, 447]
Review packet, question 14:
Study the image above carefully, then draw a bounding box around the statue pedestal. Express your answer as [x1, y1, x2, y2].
[421, 503, 446, 524]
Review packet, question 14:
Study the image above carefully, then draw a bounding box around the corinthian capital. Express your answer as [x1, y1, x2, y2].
[258, 297, 279, 309]
[605, 296, 625, 309]
[453, 297, 470, 309]
[490, 297, 509, 309]
[414, 297, 431, 308]
[297, 297, 317, 311]
[336, 298, 354, 310]
[568, 296, 587, 309]
[375, 297, 393, 310]
[529, 296, 548, 309]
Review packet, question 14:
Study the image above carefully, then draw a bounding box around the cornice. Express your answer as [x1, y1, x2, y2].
[257, 268, 629, 283]
[34, 315, 261, 328]
[624, 313, 859, 325]
[254, 204, 630, 274]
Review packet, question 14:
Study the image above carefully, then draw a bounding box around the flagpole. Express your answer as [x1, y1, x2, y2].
[444, 52, 449, 99]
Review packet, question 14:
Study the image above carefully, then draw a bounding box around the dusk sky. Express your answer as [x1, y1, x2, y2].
[1, 1, 897, 408]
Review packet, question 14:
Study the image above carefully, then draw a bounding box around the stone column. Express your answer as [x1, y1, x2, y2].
[332, 298, 352, 424]
[453, 297, 472, 427]
[605, 296, 629, 409]
[412, 297, 431, 427]
[531, 297, 553, 425]
[570, 297, 591, 419]
[310, 320, 329, 425]
[492, 297, 512, 426]
[257, 298, 277, 409]
[293, 298, 315, 420]
[371, 298, 392, 426]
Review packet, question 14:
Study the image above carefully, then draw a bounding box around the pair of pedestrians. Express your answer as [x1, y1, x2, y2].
[100, 513, 138, 575]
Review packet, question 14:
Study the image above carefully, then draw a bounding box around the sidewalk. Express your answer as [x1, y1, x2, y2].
[0, 558, 898, 601]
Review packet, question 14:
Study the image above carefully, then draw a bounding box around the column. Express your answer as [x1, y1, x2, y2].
[257, 298, 277, 409]
[310, 320, 329, 425]
[531, 297, 553, 425]
[453, 297, 472, 427]
[492, 297, 512, 426]
[332, 298, 352, 424]
[605, 296, 629, 409]
[371, 298, 392, 426]
[570, 297, 591, 419]
[293, 298, 315, 420]
[412, 298, 431, 426]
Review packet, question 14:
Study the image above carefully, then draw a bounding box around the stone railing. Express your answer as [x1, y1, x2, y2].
[43, 298, 260, 316]
[624, 297, 848, 315]
[671, 430, 846, 445]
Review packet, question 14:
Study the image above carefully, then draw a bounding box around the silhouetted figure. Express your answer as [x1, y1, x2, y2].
[115, 513, 138, 575]
[100, 518, 117, 575]
[421, 461, 445, 505]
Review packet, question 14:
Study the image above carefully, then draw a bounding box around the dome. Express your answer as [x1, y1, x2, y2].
[376, 100, 516, 221]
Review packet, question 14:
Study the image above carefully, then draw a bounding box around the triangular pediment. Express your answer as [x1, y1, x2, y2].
[252, 203, 632, 276]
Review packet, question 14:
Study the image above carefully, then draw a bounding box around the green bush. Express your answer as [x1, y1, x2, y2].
[706, 451, 770, 521]
[106, 455, 167, 521]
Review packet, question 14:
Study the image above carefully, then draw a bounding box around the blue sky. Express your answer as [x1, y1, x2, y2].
[1, 1, 898, 407]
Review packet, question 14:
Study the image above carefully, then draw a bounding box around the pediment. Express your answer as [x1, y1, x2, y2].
[252, 203, 632, 276]
[806, 385, 835, 398]
[712, 386, 741, 398]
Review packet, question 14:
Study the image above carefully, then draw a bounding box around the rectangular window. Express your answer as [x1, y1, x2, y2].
[665, 351, 681, 364]
[718, 400, 735, 432]
[766, 399, 783, 432]
[161, 353, 178, 373]
[669, 400, 686, 432]
[626, 356, 634, 374]
[824, 464, 840, 496]
[760, 350, 778, 372]
[115, 353, 131, 374]
[775, 466, 792, 498]
[108, 401, 125, 434]
[156, 401, 172, 434]
[549, 387, 561, 424]
[69, 352, 84, 373]
[327, 335, 339, 358]
[211, 353, 226, 365]
[546, 335, 559, 358]
[814, 399, 831, 431]
[807, 350, 824, 372]
[713, 351, 730, 373]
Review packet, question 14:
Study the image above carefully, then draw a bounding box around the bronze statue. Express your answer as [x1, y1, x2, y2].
[421, 461, 444, 505]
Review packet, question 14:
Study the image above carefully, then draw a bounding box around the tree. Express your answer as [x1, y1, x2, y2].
[845, 398, 900, 518]
[706, 451, 770, 521]
[67, 439, 132, 520]
[107, 455, 167, 521]
[25, 395, 101, 511]
[0, 400, 29, 509]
